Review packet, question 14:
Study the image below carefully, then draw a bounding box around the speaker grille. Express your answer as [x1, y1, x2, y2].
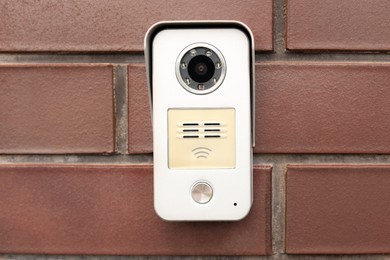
[177, 122, 226, 139]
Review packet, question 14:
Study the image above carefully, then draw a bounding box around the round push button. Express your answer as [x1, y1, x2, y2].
[191, 182, 213, 204]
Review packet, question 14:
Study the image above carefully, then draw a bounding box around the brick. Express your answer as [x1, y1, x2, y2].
[287, 0, 390, 51]
[0, 164, 272, 255]
[128, 65, 152, 154]
[256, 62, 390, 153]
[286, 165, 390, 254]
[128, 62, 390, 154]
[0, 64, 114, 154]
[0, 0, 272, 52]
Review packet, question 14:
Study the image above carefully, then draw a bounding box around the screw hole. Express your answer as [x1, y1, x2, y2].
[233, 203, 237, 206]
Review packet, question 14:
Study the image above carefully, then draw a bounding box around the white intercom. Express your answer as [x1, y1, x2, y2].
[145, 21, 255, 221]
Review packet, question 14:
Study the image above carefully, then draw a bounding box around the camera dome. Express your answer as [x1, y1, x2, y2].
[176, 43, 226, 95]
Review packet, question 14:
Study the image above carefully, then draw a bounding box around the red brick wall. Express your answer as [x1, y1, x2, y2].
[0, 0, 389, 258]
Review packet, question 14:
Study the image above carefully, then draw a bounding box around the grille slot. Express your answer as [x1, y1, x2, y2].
[205, 135, 221, 138]
[183, 129, 199, 132]
[205, 129, 220, 132]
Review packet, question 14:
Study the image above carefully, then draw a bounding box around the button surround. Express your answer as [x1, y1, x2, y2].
[191, 181, 213, 204]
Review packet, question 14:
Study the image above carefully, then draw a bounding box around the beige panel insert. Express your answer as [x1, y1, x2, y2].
[168, 108, 235, 169]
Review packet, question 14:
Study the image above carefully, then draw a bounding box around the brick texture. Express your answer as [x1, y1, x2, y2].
[0, 64, 114, 154]
[2, 0, 390, 257]
[128, 65, 152, 154]
[128, 62, 390, 154]
[286, 165, 390, 254]
[287, 0, 390, 51]
[0, 165, 272, 255]
[256, 62, 390, 153]
[0, 0, 273, 52]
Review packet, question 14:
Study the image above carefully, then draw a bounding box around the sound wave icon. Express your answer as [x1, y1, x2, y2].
[192, 147, 212, 159]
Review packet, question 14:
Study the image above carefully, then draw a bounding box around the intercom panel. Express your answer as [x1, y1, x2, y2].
[145, 21, 255, 221]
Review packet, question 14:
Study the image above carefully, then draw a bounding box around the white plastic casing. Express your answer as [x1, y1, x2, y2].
[145, 21, 254, 221]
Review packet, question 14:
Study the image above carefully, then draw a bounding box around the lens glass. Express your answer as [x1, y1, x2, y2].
[188, 55, 215, 83]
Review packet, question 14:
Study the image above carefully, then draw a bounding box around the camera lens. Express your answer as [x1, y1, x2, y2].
[188, 55, 215, 83]
[176, 43, 226, 95]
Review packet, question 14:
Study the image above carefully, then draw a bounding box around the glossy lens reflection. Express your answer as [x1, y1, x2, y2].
[188, 55, 215, 83]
